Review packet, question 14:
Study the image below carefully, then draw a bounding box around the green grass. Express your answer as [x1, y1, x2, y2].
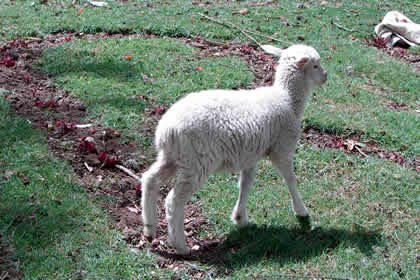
[0, 0, 419, 279]
[37, 37, 254, 144]
[200, 145, 418, 278]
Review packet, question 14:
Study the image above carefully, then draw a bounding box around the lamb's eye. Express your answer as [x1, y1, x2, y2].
[313, 65, 319, 69]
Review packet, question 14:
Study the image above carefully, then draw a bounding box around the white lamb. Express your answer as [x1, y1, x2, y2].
[141, 44, 327, 255]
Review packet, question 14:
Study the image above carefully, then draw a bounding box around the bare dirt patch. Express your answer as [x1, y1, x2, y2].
[0, 32, 418, 276]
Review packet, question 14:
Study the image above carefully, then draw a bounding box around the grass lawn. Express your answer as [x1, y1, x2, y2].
[1, 0, 418, 279]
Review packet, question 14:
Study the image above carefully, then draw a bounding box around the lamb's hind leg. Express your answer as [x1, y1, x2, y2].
[272, 155, 309, 217]
[165, 170, 203, 255]
[141, 151, 176, 239]
[231, 166, 256, 227]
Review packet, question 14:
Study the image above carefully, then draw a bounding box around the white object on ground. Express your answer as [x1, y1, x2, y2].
[88, 1, 108, 7]
[375, 11, 420, 47]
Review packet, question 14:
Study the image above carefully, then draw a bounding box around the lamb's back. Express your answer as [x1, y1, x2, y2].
[155, 88, 299, 166]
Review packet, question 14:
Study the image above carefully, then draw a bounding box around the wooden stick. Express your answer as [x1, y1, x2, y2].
[115, 164, 141, 182]
[331, 18, 359, 33]
[195, 12, 262, 48]
[355, 145, 369, 157]
[195, 12, 292, 47]
[84, 162, 93, 172]
[239, 27, 292, 46]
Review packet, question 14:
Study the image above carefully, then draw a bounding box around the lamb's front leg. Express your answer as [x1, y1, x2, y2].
[231, 167, 256, 227]
[272, 156, 309, 218]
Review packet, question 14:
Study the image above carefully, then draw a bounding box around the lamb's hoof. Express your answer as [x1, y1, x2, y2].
[296, 215, 311, 231]
[231, 214, 248, 228]
[167, 236, 176, 248]
[143, 225, 156, 241]
[175, 246, 191, 256]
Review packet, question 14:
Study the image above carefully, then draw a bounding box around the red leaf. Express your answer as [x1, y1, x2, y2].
[22, 74, 32, 83]
[65, 33, 72, 42]
[9, 40, 19, 48]
[105, 155, 118, 167]
[135, 184, 142, 193]
[1, 56, 16, 67]
[63, 122, 75, 131]
[98, 151, 107, 161]
[155, 106, 165, 114]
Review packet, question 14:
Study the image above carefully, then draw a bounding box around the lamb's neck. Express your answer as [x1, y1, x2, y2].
[273, 70, 310, 120]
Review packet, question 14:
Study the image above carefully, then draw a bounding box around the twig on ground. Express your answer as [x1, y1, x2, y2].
[75, 124, 93, 128]
[195, 12, 292, 47]
[355, 145, 369, 157]
[239, 28, 292, 46]
[195, 12, 292, 46]
[84, 162, 93, 172]
[331, 18, 359, 33]
[195, 12, 262, 48]
[115, 164, 141, 182]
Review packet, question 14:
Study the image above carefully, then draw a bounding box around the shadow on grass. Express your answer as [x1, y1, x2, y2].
[156, 221, 381, 270]
[218, 224, 381, 268]
[42, 47, 142, 82]
[0, 189, 82, 250]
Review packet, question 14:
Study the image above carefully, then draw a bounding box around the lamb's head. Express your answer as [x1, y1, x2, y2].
[262, 44, 327, 90]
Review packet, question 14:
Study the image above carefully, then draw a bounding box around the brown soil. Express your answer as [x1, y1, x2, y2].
[0, 33, 418, 277]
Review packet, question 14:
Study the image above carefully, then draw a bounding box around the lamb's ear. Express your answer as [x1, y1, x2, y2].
[261, 45, 282, 57]
[295, 56, 309, 70]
